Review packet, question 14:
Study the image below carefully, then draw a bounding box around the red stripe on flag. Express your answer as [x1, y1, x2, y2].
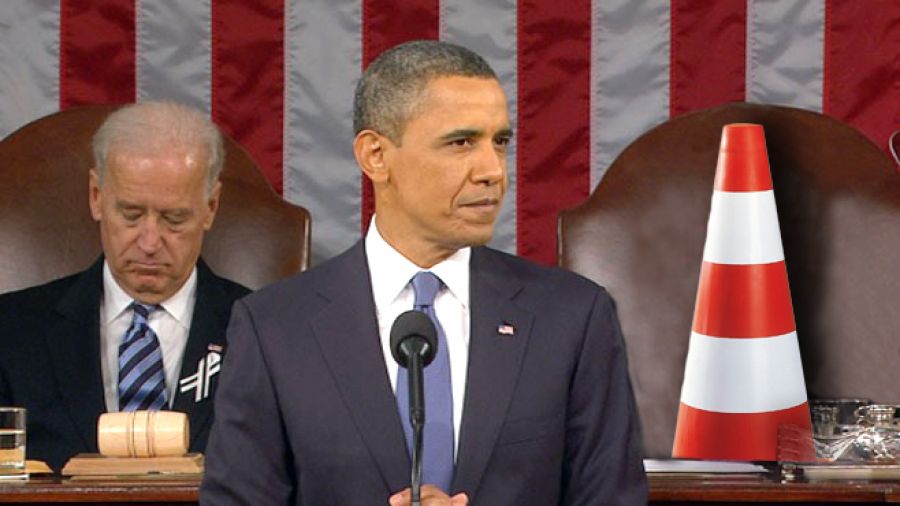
[360, 0, 439, 234]
[823, 0, 900, 155]
[669, 0, 746, 117]
[693, 261, 796, 338]
[211, 1, 285, 193]
[59, 0, 135, 108]
[673, 402, 811, 461]
[517, 0, 591, 265]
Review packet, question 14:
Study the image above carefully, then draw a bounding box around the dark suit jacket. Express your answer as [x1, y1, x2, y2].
[201, 243, 647, 505]
[0, 258, 250, 471]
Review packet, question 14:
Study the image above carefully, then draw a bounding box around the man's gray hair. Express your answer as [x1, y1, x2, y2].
[92, 100, 225, 193]
[353, 40, 498, 143]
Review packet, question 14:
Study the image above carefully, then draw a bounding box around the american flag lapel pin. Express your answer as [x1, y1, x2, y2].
[497, 322, 515, 336]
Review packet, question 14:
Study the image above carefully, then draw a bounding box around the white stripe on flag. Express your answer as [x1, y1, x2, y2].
[746, 0, 825, 111]
[136, 0, 212, 113]
[284, 0, 363, 264]
[680, 331, 808, 413]
[0, 0, 59, 139]
[702, 190, 785, 265]
[440, 0, 517, 255]
[590, 0, 671, 190]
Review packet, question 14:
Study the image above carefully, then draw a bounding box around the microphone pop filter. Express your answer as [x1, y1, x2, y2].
[390, 310, 438, 368]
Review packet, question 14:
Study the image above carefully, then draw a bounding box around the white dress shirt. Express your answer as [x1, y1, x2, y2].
[99, 261, 197, 411]
[365, 219, 470, 455]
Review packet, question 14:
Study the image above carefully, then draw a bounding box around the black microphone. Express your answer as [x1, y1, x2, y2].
[390, 310, 438, 506]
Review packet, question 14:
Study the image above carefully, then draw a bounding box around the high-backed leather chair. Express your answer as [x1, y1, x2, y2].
[559, 103, 900, 458]
[0, 105, 310, 293]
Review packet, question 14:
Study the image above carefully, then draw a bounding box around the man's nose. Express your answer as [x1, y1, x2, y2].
[471, 143, 506, 185]
[136, 218, 162, 253]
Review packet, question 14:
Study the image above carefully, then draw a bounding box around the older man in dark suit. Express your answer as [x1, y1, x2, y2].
[202, 41, 646, 505]
[0, 101, 249, 471]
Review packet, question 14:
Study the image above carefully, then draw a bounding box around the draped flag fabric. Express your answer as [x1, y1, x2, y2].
[1, 0, 897, 266]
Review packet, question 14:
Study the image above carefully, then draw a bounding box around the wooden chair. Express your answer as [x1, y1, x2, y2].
[558, 103, 900, 458]
[0, 105, 310, 293]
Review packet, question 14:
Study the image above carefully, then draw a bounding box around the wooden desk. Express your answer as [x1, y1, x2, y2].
[649, 474, 899, 504]
[0, 477, 198, 504]
[1, 474, 899, 504]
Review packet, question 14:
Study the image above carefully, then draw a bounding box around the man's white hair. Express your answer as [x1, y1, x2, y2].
[92, 100, 225, 194]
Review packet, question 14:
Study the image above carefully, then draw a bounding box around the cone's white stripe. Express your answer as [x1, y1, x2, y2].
[746, 0, 824, 112]
[136, 0, 212, 113]
[0, 0, 59, 138]
[440, 0, 518, 255]
[590, 0, 670, 189]
[283, 0, 363, 263]
[703, 190, 785, 265]
[680, 331, 808, 413]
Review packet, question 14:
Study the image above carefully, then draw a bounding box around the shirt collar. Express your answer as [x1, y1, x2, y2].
[365, 217, 470, 310]
[101, 260, 198, 328]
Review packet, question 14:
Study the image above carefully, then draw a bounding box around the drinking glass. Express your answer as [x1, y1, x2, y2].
[0, 407, 26, 479]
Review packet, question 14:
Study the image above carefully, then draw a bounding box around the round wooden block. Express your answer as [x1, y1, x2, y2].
[97, 411, 189, 457]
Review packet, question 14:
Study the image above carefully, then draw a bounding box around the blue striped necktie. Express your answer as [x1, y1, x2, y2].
[396, 271, 455, 491]
[118, 302, 168, 411]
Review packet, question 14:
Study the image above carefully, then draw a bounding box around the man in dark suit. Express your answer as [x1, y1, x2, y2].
[202, 41, 646, 505]
[0, 101, 249, 471]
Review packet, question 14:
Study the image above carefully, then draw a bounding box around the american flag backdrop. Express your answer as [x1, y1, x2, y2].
[1, 1, 897, 266]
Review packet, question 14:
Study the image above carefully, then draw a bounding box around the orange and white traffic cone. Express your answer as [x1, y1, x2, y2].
[672, 123, 812, 461]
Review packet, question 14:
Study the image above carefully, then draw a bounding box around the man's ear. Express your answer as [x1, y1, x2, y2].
[202, 180, 223, 231]
[353, 130, 390, 184]
[88, 169, 103, 221]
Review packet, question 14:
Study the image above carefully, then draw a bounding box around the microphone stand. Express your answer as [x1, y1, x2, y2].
[408, 351, 425, 506]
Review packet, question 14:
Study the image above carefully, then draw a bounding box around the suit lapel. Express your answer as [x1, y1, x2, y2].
[46, 259, 107, 451]
[310, 243, 410, 494]
[172, 261, 229, 448]
[453, 248, 534, 496]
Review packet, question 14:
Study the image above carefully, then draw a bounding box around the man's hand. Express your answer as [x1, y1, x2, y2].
[389, 485, 468, 506]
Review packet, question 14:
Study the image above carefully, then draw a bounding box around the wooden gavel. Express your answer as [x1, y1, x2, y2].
[97, 411, 189, 458]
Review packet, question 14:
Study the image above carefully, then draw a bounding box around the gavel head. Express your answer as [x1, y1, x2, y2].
[97, 411, 189, 458]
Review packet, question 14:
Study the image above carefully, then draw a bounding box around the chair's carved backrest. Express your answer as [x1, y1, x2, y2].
[0, 105, 310, 293]
[559, 103, 900, 458]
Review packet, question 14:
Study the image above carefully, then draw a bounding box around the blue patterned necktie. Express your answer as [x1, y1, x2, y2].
[118, 302, 168, 411]
[396, 271, 455, 491]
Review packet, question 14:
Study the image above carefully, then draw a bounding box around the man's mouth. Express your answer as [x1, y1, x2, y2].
[129, 262, 166, 274]
[459, 196, 500, 209]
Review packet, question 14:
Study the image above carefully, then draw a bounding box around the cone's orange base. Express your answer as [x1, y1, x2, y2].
[673, 402, 812, 461]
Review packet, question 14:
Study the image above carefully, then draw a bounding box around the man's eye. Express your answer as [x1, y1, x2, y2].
[164, 215, 188, 226]
[449, 138, 472, 147]
[493, 137, 511, 152]
[122, 212, 142, 221]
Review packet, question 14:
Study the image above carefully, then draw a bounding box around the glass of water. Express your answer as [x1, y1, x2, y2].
[0, 407, 26, 479]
